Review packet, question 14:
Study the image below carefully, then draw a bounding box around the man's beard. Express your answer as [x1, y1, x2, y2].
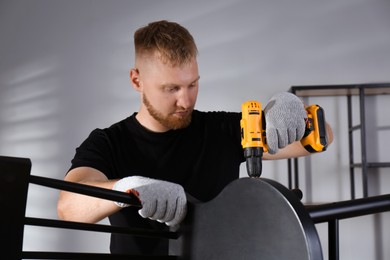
[143, 94, 192, 130]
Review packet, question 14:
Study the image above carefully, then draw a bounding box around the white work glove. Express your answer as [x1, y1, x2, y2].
[113, 176, 187, 226]
[264, 92, 307, 154]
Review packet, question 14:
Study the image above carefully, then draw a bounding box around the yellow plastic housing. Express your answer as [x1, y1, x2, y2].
[301, 104, 328, 153]
[240, 101, 267, 153]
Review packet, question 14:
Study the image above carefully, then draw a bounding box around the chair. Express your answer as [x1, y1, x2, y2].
[2, 155, 389, 259]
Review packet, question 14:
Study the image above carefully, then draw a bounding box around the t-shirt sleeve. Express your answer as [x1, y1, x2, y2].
[68, 129, 114, 178]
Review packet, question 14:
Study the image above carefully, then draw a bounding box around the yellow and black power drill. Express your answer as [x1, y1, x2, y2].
[240, 100, 328, 178]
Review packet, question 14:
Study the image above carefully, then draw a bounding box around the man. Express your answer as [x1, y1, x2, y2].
[57, 20, 333, 255]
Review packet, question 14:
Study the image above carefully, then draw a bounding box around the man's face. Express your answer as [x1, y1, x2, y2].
[132, 53, 199, 132]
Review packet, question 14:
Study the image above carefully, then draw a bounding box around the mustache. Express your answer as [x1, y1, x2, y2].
[172, 108, 193, 115]
[175, 107, 194, 112]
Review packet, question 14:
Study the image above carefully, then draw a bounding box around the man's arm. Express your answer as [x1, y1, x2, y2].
[57, 167, 187, 226]
[263, 122, 333, 160]
[57, 167, 120, 223]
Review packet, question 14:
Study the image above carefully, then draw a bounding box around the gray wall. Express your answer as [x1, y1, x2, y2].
[1, 0, 389, 259]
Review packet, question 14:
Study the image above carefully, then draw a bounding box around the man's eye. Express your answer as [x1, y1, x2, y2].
[167, 87, 179, 92]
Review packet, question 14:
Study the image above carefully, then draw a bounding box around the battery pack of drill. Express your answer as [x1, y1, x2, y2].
[240, 101, 328, 178]
[301, 104, 328, 153]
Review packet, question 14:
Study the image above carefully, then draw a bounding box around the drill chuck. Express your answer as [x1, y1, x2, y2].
[244, 147, 263, 178]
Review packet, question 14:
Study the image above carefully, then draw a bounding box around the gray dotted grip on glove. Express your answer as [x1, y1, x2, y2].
[264, 92, 307, 154]
[113, 176, 187, 226]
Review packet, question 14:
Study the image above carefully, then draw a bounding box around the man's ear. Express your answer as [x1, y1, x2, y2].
[130, 68, 141, 91]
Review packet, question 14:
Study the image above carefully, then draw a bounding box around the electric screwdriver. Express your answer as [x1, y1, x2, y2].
[240, 101, 328, 178]
[240, 101, 267, 178]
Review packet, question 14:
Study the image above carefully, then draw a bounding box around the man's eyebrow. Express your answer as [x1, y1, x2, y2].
[190, 76, 200, 84]
[161, 76, 200, 88]
[161, 83, 179, 88]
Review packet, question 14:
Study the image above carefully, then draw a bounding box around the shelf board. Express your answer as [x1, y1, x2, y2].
[351, 162, 390, 168]
[289, 83, 390, 97]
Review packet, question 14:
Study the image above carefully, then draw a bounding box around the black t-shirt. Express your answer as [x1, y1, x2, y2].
[69, 110, 245, 255]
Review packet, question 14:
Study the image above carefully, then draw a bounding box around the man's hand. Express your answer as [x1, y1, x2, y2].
[264, 92, 307, 154]
[113, 176, 187, 226]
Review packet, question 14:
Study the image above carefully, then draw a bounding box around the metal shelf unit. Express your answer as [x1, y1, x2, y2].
[289, 83, 390, 199]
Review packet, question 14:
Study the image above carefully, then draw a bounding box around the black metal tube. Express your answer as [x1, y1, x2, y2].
[25, 217, 179, 239]
[359, 87, 369, 197]
[294, 157, 299, 189]
[307, 194, 390, 223]
[29, 175, 141, 207]
[347, 94, 356, 199]
[22, 251, 178, 259]
[328, 219, 339, 260]
[287, 159, 292, 189]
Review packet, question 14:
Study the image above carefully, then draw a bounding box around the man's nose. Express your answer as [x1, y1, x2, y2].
[176, 89, 193, 109]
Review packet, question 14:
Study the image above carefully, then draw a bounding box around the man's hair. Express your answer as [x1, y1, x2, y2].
[134, 20, 198, 66]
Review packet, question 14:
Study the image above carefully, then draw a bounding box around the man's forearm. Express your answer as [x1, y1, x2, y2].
[57, 176, 120, 223]
[57, 167, 120, 223]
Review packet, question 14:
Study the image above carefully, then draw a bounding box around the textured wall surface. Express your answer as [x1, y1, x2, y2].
[1, 0, 389, 259]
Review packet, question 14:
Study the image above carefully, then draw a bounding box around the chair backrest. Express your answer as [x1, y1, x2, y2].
[0, 155, 323, 260]
[0, 156, 31, 260]
[171, 177, 324, 260]
[0, 156, 177, 259]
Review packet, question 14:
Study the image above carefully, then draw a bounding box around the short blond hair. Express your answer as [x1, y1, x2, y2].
[134, 20, 198, 66]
